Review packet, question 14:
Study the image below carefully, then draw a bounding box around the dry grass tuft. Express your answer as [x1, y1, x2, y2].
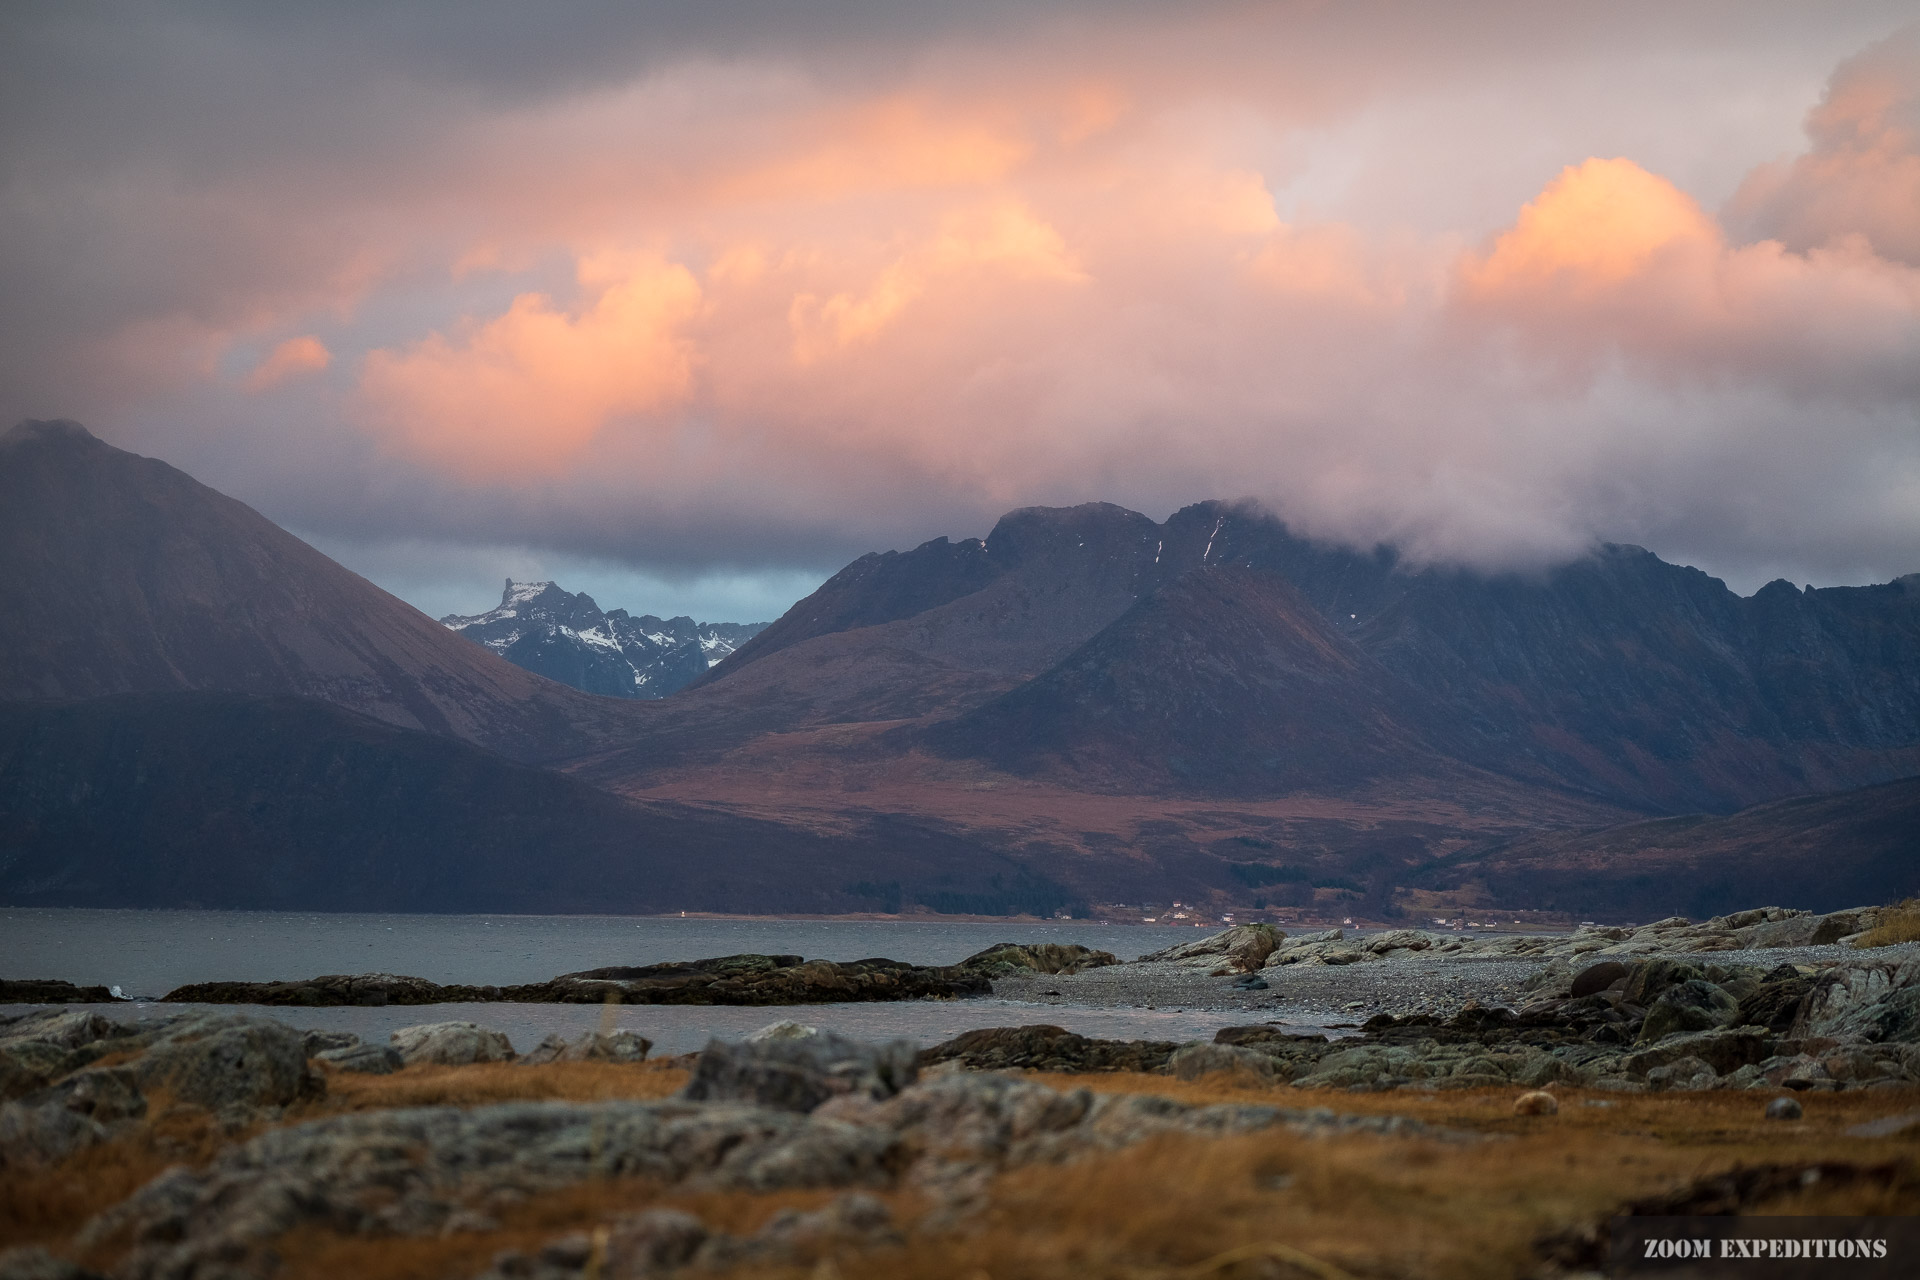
[1853, 898, 1920, 948]
[0, 1086, 260, 1249]
[308, 1057, 690, 1113]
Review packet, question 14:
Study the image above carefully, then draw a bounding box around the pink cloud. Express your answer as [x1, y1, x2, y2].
[246, 335, 333, 390]
[1728, 24, 1920, 265]
[7, 7, 1916, 591]
[359, 253, 702, 479]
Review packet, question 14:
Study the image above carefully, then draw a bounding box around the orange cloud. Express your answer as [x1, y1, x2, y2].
[1460, 157, 1718, 296]
[245, 335, 332, 390]
[725, 96, 1033, 204]
[359, 252, 701, 479]
[1450, 155, 1920, 397]
[787, 201, 1083, 362]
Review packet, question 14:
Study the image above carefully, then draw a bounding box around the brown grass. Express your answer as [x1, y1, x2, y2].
[11, 1065, 1920, 1280]
[0, 1085, 258, 1250]
[1853, 898, 1920, 948]
[307, 1057, 690, 1113]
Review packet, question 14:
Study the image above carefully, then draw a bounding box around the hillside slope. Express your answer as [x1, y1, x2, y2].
[0, 420, 636, 761]
[0, 692, 1069, 914]
[1410, 775, 1920, 920]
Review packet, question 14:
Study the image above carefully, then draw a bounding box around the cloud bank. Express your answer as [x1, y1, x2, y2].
[2, 2, 1916, 609]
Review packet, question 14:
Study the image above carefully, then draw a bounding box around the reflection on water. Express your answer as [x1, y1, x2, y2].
[0, 999, 1334, 1058]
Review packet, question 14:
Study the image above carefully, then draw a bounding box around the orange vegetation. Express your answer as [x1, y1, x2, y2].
[10, 1062, 1919, 1280]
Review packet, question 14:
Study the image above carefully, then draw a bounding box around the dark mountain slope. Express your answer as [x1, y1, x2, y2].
[0, 420, 634, 762]
[1410, 775, 1920, 921]
[0, 692, 1071, 914]
[580, 503, 1179, 779]
[1163, 505, 1920, 810]
[697, 502, 1163, 686]
[935, 563, 1474, 797]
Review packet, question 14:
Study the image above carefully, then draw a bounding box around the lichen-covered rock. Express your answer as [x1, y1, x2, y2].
[0, 1246, 108, 1280]
[1570, 961, 1631, 998]
[520, 1030, 652, 1065]
[0, 1100, 109, 1170]
[390, 1021, 516, 1066]
[162, 972, 484, 1006]
[744, 1020, 819, 1043]
[1644, 1056, 1719, 1091]
[919, 1025, 1178, 1074]
[79, 1099, 901, 1279]
[0, 1041, 72, 1103]
[680, 1030, 916, 1112]
[0, 980, 123, 1005]
[315, 1043, 403, 1074]
[128, 1013, 323, 1111]
[1638, 979, 1739, 1042]
[529, 954, 991, 1005]
[1362, 930, 1438, 956]
[957, 943, 1120, 977]
[301, 1030, 360, 1056]
[1169, 1043, 1278, 1082]
[1622, 1027, 1772, 1077]
[1141, 925, 1284, 973]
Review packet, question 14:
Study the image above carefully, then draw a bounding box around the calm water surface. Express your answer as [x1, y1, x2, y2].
[0, 909, 1304, 1053]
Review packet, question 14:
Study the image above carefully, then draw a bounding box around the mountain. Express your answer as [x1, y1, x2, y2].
[1407, 775, 1920, 921]
[7, 421, 1918, 918]
[933, 562, 1472, 796]
[442, 580, 765, 700]
[0, 420, 635, 762]
[675, 500, 1920, 815]
[573, 499, 1920, 913]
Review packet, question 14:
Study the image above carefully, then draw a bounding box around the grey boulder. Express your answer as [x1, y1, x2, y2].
[390, 1021, 516, 1066]
[520, 1030, 652, 1065]
[1638, 979, 1739, 1042]
[680, 1030, 917, 1113]
[316, 1043, 404, 1074]
[1169, 1043, 1279, 1082]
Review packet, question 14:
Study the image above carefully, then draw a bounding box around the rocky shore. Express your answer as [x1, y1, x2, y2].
[6, 908, 1920, 1280]
[0, 1007, 1437, 1280]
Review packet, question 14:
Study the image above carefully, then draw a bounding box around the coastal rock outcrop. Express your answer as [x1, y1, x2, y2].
[157, 954, 992, 1007]
[957, 942, 1120, 977]
[1140, 924, 1283, 973]
[0, 980, 123, 1004]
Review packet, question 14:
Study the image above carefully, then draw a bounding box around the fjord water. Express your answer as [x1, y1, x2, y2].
[0, 909, 1264, 1055]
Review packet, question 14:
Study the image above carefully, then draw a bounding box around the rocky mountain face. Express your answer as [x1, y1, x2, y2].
[691, 499, 1920, 814]
[0, 420, 641, 763]
[442, 581, 764, 700]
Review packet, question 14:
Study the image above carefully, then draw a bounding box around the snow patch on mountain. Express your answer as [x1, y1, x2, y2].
[441, 580, 766, 700]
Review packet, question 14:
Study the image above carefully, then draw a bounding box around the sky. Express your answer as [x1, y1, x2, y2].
[3, 1, 1918, 622]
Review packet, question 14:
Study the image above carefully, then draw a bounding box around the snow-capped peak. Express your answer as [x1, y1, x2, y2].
[440, 579, 768, 699]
